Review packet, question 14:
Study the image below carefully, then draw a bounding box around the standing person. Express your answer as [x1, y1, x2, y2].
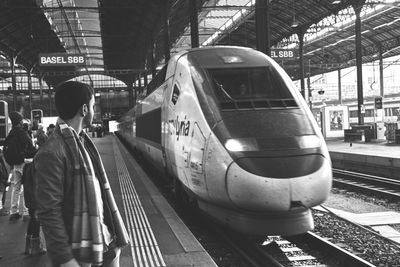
[0, 148, 9, 216]
[46, 123, 55, 136]
[23, 124, 46, 256]
[4, 111, 36, 221]
[35, 81, 129, 267]
[23, 159, 46, 256]
[35, 124, 48, 148]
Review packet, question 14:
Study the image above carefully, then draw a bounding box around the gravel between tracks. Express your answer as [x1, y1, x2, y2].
[314, 188, 400, 266]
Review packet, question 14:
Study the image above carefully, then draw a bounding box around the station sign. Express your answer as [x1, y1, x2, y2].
[270, 49, 297, 59]
[374, 96, 383, 109]
[361, 104, 366, 114]
[39, 53, 86, 66]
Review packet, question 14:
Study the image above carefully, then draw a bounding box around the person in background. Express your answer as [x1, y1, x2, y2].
[46, 124, 55, 136]
[23, 123, 46, 256]
[6, 112, 36, 221]
[0, 148, 9, 216]
[22, 159, 46, 256]
[35, 81, 129, 267]
[35, 124, 48, 148]
[23, 121, 33, 139]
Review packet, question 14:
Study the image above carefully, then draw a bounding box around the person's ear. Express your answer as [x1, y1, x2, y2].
[81, 104, 87, 116]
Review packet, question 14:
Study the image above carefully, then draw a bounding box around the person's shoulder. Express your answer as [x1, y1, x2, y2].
[13, 127, 29, 138]
[36, 132, 64, 154]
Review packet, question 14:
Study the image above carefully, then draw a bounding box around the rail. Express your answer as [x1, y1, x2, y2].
[333, 168, 400, 200]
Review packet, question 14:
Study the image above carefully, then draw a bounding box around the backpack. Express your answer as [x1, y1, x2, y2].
[3, 130, 24, 165]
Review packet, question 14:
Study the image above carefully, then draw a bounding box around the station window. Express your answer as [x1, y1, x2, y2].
[365, 109, 374, 117]
[349, 110, 358, 118]
[384, 108, 391, 117]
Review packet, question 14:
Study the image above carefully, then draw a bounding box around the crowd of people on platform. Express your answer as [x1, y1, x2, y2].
[0, 81, 128, 267]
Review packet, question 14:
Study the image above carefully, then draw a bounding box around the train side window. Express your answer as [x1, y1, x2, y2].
[171, 84, 180, 105]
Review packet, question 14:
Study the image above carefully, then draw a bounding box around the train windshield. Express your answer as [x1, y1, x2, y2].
[207, 67, 296, 109]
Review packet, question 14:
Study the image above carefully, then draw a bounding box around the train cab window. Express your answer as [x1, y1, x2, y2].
[207, 67, 295, 108]
[171, 85, 180, 105]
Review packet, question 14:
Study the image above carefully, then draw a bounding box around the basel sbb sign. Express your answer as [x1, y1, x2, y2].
[270, 49, 297, 59]
[39, 53, 86, 66]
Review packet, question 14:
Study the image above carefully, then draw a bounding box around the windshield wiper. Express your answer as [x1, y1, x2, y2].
[213, 79, 236, 103]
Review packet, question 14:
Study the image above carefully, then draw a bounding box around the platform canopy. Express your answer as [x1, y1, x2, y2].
[0, 0, 400, 86]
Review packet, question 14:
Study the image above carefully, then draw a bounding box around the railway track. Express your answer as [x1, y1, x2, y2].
[333, 168, 400, 200]
[121, 139, 380, 266]
[191, 213, 375, 267]
[159, 183, 376, 266]
[285, 232, 374, 267]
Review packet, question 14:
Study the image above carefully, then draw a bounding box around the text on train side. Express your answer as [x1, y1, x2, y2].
[168, 116, 190, 141]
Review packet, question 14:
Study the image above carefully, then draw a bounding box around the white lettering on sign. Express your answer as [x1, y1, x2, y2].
[39, 54, 86, 66]
[67, 56, 85, 64]
[40, 56, 67, 64]
[270, 49, 296, 59]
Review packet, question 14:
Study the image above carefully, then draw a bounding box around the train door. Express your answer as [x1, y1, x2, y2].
[0, 101, 9, 146]
[162, 77, 179, 177]
[188, 122, 208, 196]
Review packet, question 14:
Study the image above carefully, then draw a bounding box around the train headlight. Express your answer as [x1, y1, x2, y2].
[224, 138, 258, 152]
[295, 135, 321, 148]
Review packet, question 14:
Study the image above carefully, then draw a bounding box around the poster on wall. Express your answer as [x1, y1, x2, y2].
[321, 106, 349, 138]
[329, 110, 343, 131]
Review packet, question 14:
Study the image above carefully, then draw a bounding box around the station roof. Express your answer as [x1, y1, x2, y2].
[0, 0, 399, 87]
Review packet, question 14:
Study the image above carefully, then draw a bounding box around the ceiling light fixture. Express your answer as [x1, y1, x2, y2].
[291, 17, 299, 28]
[332, 0, 341, 4]
[291, 0, 299, 28]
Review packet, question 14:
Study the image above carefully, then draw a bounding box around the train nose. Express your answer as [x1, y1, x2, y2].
[225, 155, 332, 211]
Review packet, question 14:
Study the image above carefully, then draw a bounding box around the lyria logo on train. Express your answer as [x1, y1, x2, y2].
[168, 115, 190, 141]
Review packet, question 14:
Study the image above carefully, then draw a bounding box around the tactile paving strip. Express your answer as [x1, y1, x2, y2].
[112, 139, 166, 267]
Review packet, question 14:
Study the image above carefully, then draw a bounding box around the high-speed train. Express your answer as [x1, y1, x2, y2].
[117, 46, 332, 236]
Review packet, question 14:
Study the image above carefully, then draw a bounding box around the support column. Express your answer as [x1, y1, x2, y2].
[27, 68, 33, 112]
[151, 40, 157, 78]
[307, 75, 312, 110]
[379, 46, 384, 97]
[128, 83, 134, 109]
[39, 76, 43, 105]
[134, 84, 137, 104]
[11, 56, 17, 111]
[298, 31, 305, 98]
[189, 0, 199, 48]
[352, 0, 366, 125]
[255, 0, 267, 54]
[48, 84, 52, 116]
[265, 0, 271, 56]
[163, 0, 171, 62]
[138, 74, 142, 94]
[338, 69, 342, 104]
[144, 73, 148, 87]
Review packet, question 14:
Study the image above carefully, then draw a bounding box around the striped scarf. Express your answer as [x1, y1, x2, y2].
[59, 123, 129, 266]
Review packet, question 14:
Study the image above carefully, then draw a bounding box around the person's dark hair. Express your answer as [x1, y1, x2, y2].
[9, 111, 23, 126]
[55, 81, 94, 120]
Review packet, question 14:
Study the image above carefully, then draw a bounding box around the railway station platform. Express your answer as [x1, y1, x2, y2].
[0, 135, 217, 267]
[326, 138, 400, 179]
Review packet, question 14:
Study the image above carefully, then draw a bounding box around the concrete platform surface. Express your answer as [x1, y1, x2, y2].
[326, 138, 400, 158]
[0, 135, 217, 267]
